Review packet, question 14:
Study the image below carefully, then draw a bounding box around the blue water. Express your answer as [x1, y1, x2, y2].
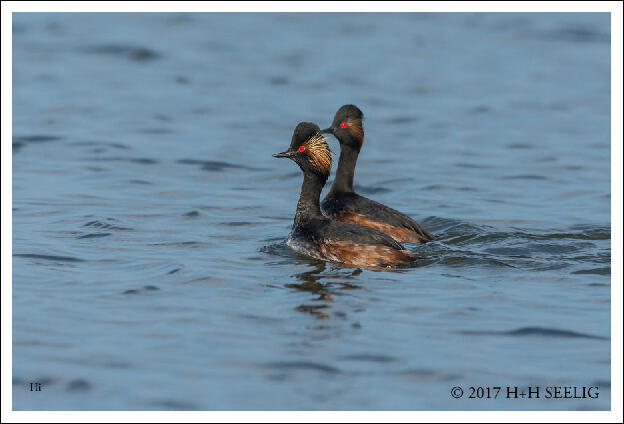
[12, 13, 610, 410]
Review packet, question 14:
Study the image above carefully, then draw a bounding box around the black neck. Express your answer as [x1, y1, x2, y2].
[294, 171, 325, 226]
[329, 143, 359, 194]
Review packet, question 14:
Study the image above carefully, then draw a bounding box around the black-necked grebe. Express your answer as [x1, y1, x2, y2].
[273, 122, 416, 268]
[320, 105, 434, 243]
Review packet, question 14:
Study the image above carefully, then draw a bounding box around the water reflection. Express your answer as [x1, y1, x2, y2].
[285, 261, 364, 319]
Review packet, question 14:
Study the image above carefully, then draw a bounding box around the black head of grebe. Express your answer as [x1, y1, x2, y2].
[321, 104, 364, 152]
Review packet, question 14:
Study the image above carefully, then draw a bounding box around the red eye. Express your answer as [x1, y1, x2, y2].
[340, 122, 347, 128]
[298, 145, 305, 152]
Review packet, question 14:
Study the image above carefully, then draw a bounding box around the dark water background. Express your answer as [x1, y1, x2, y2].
[12, 13, 611, 410]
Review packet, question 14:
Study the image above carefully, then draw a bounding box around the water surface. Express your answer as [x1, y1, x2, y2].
[12, 12, 610, 410]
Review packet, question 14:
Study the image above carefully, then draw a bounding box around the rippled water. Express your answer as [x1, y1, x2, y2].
[12, 13, 611, 410]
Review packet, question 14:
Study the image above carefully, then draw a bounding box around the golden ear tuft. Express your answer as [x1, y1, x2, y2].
[347, 118, 364, 144]
[303, 131, 332, 176]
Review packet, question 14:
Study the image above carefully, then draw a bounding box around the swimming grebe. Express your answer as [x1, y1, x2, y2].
[320, 105, 434, 243]
[273, 122, 416, 269]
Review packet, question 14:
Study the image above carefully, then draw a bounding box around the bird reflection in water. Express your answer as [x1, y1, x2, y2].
[285, 260, 363, 319]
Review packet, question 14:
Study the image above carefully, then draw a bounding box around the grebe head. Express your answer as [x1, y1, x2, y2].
[321, 104, 364, 150]
[273, 122, 332, 180]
